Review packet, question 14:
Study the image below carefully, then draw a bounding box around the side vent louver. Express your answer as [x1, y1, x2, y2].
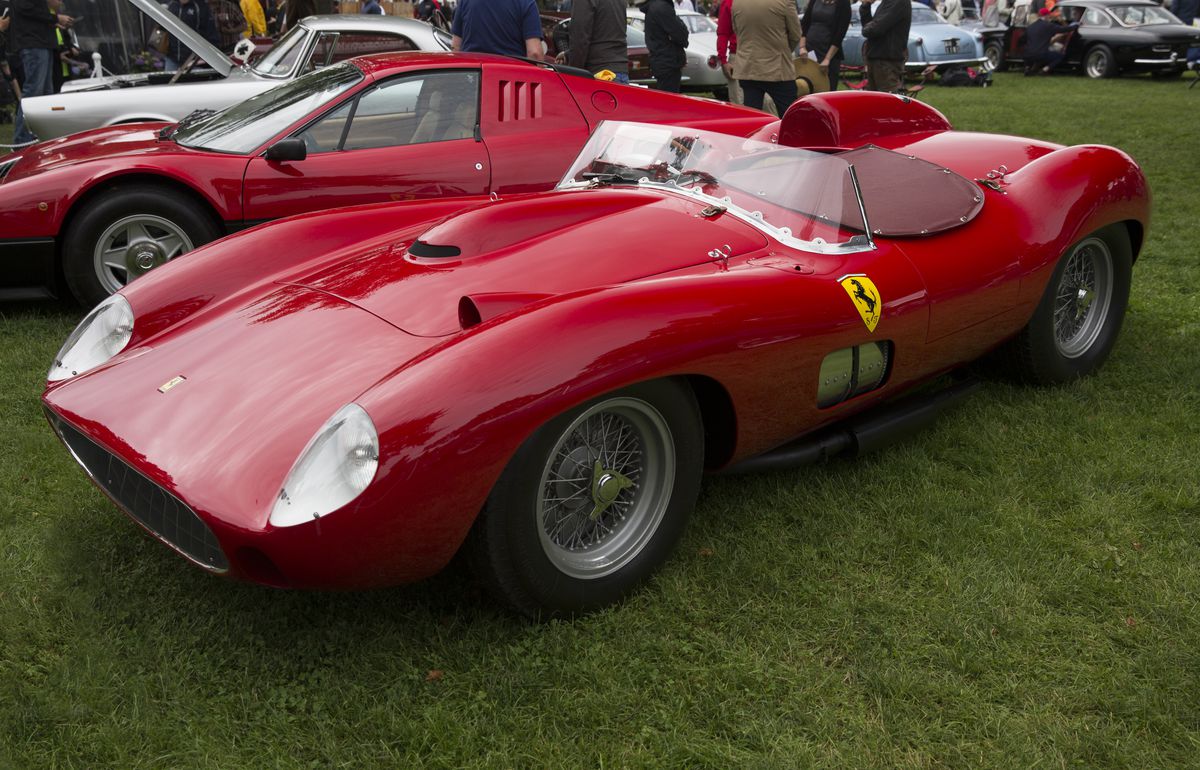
[497, 80, 543, 122]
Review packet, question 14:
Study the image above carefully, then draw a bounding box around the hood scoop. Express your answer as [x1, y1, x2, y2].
[407, 192, 658, 261]
[294, 189, 769, 337]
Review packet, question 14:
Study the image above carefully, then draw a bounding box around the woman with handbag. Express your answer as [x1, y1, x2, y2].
[798, 0, 851, 91]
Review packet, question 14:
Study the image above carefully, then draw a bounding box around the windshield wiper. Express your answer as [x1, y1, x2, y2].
[159, 107, 218, 141]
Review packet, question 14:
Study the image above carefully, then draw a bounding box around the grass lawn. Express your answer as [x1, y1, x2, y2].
[2, 72, 1199, 768]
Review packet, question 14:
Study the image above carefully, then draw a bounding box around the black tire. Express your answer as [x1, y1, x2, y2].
[991, 224, 1132, 385]
[63, 185, 221, 307]
[1084, 44, 1118, 79]
[984, 40, 1006, 72]
[468, 379, 704, 618]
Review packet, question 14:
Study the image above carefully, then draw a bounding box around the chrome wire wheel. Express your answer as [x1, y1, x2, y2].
[535, 396, 675, 580]
[93, 214, 195, 295]
[1053, 236, 1114, 359]
[1085, 47, 1111, 78]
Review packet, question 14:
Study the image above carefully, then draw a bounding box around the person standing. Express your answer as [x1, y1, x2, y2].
[166, 0, 220, 66]
[715, 0, 742, 103]
[242, 0, 267, 35]
[674, 0, 696, 11]
[567, 0, 629, 82]
[450, 0, 542, 59]
[799, 0, 851, 90]
[638, 0, 688, 92]
[732, 0, 801, 112]
[859, 0, 910, 92]
[10, 0, 72, 145]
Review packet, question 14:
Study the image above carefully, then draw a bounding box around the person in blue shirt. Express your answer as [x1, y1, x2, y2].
[450, 0, 543, 59]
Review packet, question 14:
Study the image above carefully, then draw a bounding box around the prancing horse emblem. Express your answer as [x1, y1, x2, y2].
[839, 274, 882, 332]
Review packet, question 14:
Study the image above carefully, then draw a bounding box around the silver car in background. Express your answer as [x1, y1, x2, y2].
[23, 0, 450, 140]
[626, 9, 729, 97]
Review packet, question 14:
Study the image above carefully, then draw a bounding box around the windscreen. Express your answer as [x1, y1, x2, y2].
[559, 122, 868, 246]
[251, 25, 310, 76]
[175, 63, 363, 154]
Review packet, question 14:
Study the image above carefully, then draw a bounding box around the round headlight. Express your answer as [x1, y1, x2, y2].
[270, 403, 379, 528]
[47, 294, 134, 382]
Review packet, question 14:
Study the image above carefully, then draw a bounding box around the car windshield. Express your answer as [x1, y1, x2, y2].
[559, 122, 871, 249]
[251, 25, 310, 76]
[626, 25, 647, 46]
[175, 63, 363, 154]
[912, 6, 944, 24]
[1107, 4, 1179, 25]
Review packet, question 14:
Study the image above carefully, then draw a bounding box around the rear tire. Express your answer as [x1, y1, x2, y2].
[984, 40, 1006, 72]
[63, 185, 221, 307]
[990, 224, 1132, 385]
[1084, 44, 1118, 79]
[468, 379, 703, 618]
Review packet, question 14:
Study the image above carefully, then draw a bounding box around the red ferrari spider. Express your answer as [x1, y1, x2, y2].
[0, 52, 769, 306]
[42, 93, 1149, 617]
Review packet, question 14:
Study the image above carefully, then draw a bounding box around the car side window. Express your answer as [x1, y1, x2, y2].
[301, 71, 480, 154]
[305, 32, 338, 72]
[1011, 4, 1028, 25]
[329, 33, 418, 63]
[1081, 7, 1110, 26]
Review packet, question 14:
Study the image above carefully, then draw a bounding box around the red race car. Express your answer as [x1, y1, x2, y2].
[43, 93, 1148, 617]
[0, 52, 769, 306]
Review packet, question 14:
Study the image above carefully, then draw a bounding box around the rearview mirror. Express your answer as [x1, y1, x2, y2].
[264, 138, 307, 162]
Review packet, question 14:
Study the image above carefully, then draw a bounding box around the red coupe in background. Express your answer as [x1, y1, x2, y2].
[42, 93, 1149, 617]
[0, 53, 770, 306]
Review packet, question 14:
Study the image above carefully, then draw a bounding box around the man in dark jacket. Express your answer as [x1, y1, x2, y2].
[567, 0, 628, 82]
[166, 0, 220, 67]
[860, 0, 910, 92]
[637, 0, 687, 92]
[10, 0, 72, 144]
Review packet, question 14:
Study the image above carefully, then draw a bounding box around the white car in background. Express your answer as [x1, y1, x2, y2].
[22, 0, 450, 140]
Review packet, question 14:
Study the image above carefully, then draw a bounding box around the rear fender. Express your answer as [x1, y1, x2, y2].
[1002, 143, 1149, 301]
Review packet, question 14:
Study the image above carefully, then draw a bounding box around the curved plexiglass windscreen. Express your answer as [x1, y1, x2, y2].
[559, 122, 868, 247]
[175, 63, 363, 154]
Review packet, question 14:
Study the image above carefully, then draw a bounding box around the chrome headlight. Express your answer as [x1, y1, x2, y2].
[270, 403, 379, 528]
[47, 294, 134, 382]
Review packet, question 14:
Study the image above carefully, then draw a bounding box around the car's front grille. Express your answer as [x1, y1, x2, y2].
[46, 408, 230, 572]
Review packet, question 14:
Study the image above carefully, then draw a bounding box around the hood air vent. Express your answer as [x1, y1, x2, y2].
[407, 240, 461, 259]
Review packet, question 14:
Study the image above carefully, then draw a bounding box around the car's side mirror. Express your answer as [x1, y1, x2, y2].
[264, 138, 307, 162]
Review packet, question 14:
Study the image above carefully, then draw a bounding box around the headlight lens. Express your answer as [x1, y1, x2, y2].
[270, 403, 379, 528]
[47, 294, 134, 382]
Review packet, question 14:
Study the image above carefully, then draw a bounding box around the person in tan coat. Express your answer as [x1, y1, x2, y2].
[732, 0, 802, 113]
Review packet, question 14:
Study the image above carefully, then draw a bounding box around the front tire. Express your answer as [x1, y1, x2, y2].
[468, 379, 703, 618]
[63, 185, 221, 307]
[1084, 44, 1118, 79]
[994, 224, 1132, 385]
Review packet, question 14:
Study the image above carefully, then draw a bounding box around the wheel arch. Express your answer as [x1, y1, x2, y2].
[57, 172, 228, 260]
[681, 374, 738, 470]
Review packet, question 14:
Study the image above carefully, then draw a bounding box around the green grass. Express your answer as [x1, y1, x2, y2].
[3, 72, 1200, 768]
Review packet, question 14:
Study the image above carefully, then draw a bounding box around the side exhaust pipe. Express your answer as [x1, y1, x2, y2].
[721, 376, 982, 475]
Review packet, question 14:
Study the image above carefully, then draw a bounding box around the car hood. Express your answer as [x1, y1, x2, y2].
[130, 0, 234, 76]
[44, 286, 431, 530]
[287, 188, 769, 336]
[4, 124, 191, 182]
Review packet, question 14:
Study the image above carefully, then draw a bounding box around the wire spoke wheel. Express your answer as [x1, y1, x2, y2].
[1052, 236, 1113, 359]
[536, 397, 675, 580]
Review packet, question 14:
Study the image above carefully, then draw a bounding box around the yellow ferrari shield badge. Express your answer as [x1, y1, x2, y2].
[839, 274, 882, 332]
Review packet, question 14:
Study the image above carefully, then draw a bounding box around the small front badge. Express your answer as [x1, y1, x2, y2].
[839, 274, 882, 332]
[158, 375, 186, 394]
